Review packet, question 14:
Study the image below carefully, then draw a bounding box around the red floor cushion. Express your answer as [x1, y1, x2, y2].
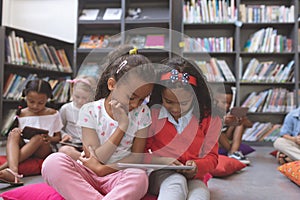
[210, 155, 247, 177]
[0, 156, 44, 176]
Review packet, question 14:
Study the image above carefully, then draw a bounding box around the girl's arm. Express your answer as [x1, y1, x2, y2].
[81, 126, 149, 177]
[48, 132, 61, 143]
[112, 126, 148, 164]
[82, 126, 126, 164]
[83, 100, 131, 163]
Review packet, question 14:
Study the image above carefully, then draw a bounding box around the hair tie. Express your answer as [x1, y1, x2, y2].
[67, 79, 91, 86]
[129, 47, 138, 55]
[161, 69, 197, 86]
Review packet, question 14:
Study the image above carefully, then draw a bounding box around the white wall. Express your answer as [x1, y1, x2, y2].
[2, 0, 77, 43]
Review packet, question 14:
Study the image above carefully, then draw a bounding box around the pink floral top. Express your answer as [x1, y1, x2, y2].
[78, 98, 151, 164]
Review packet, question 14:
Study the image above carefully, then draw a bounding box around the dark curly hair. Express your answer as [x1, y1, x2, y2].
[149, 57, 214, 123]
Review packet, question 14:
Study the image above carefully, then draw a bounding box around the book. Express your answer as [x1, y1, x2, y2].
[57, 49, 72, 73]
[230, 107, 248, 118]
[126, 35, 146, 49]
[259, 124, 281, 141]
[0, 109, 17, 136]
[3, 73, 16, 97]
[6, 75, 22, 99]
[144, 34, 165, 49]
[79, 9, 100, 20]
[49, 46, 64, 72]
[79, 35, 109, 49]
[103, 8, 122, 20]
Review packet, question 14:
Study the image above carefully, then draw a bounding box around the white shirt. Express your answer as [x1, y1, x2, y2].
[59, 102, 82, 141]
[78, 99, 152, 164]
[18, 111, 63, 145]
[158, 106, 193, 134]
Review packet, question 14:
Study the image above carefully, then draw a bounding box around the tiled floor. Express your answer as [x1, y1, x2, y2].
[0, 145, 300, 199]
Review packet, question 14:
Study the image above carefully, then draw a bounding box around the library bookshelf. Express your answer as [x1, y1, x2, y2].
[182, 0, 299, 143]
[76, 0, 300, 143]
[0, 26, 74, 136]
[76, 0, 173, 75]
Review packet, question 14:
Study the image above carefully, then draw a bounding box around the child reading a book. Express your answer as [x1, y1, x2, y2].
[214, 85, 252, 165]
[145, 57, 222, 200]
[58, 75, 96, 159]
[42, 46, 155, 200]
[0, 79, 63, 186]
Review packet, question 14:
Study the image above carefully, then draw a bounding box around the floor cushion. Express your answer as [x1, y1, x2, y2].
[0, 183, 63, 200]
[210, 155, 247, 177]
[278, 160, 300, 186]
[0, 156, 43, 176]
[219, 143, 255, 156]
[0, 183, 158, 200]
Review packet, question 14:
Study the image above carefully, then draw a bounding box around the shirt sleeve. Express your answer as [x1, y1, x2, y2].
[52, 111, 64, 133]
[279, 111, 295, 136]
[77, 102, 97, 130]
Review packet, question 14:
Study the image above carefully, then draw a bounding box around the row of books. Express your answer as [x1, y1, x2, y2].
[79, 35, 117, 49]
[79, 8, 122, 21]
[239, 4, 294, 23]
[5, 31, 72, 73]
[184, 36, 233, 52]
[195, 58, 235, 82]
[243, 27, 293, 53]
[241, 58, 294, 83]
[242, 122, 281, 142]
[241, 88, 296, 113]
[183, 0, 237, 23]
[2, 73, 71, 103]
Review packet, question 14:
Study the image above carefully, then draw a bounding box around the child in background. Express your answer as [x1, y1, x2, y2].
[58, 75, 96, 159]
[274, 107, 300, 164]
[0, 79, 63, 186]
[214, 85, 252, 165]
[42, 46, 155, 200]
[145, 57, 222, 200]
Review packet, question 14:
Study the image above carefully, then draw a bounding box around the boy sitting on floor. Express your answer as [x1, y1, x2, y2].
[214, 85, 252, 165]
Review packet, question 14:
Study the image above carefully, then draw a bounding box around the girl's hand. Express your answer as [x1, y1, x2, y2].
[79, 146, 105, 175]
[10, 128, 22, 136]
[41, 134, 50, 143]
[224, 114, 241, 126]
[61, 135, 72, 142]
[179, 160, 198, 179]
[295, 135, 300, 145]
[109, 100, 129, 131]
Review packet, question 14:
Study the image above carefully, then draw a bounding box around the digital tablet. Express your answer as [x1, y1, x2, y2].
[230, 107, 249, 118]
[22, 126, 49, 139]
[59, 141, 83, 149]
[117, 163, 195, 170]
